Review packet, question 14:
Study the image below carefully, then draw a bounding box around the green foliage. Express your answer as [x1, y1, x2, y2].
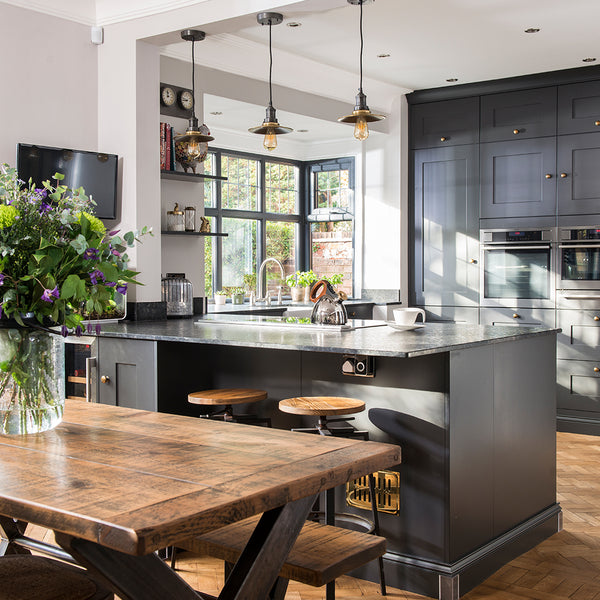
[285, 270, 317, 288]
[0, 164, 152, 332]
[323, 273, 344, 285]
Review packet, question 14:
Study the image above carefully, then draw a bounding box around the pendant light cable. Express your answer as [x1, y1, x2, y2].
[191, 38, 196, 119]
[268, 19, 274, 107]
[359, 0, 364, 93]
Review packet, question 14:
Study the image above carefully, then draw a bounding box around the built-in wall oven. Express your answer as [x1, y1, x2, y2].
[557, 227, 600, 292]
[480, 227, 556, 308]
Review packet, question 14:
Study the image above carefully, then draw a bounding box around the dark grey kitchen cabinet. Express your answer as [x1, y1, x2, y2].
[557, 132, 600, 216]
[557, 358, 600, 417]
[558, 80, 600, 135]
[412, 144, 480, 306]
[480, 137, 557, 218]
[96, 337, 157, 410]
[410, 96, 479, 149]
[480, 87, 557, 142]
[480, 307, 556, 328]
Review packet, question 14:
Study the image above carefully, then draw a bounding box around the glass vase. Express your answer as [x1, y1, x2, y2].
[0, 326, 65, 435]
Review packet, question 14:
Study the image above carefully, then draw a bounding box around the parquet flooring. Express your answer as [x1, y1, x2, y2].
[26, 431, 600, 599]
[173, 431, 600, 599]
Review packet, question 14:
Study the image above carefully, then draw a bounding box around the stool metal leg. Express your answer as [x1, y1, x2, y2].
[369, 473, 387, 596]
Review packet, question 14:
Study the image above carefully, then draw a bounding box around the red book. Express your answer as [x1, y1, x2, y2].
[160, 122, 166, 170]
[166, 124, 171, 171]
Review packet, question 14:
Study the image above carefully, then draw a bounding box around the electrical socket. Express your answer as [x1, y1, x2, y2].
[342, 354, 375, 377]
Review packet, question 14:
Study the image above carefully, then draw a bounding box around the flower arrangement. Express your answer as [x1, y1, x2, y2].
[0, 164, 150, 334]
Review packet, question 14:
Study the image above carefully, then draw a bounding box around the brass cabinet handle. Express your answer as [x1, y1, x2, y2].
[594, 367, 600, 373]
[560, 173, 568, 178]
[594, 316, 600, 321]
[512, 313, 520, 319]
[469, 258, 477, 264]
[595, 120, 600, 126]
[100, 375, 111, 384]
[440, 136, 447, 142]
[545, 174, 552, 179]
[513, 129, 520, 134]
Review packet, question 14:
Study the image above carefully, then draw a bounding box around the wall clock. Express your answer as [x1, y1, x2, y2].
[178, 90, 194, 110]
[159, 82, 194, 118]
[161, 86, 176, 107]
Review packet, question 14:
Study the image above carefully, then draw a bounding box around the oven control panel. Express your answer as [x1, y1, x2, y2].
[481, 228, 554, 243]
[560, 227, 600, 240]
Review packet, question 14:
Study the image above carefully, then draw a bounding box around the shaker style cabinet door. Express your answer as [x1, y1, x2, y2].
[558, 80, 600, 135]
[480, 137, 557, 218]
[97, 337, 158, 411]
[480, 87, 557, 142]
[412, 145, 480, 306]
[410, 97, 479, 149]
[557, 132, 600, 216]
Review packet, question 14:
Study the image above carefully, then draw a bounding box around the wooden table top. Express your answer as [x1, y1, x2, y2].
[0, 401, 400, 557]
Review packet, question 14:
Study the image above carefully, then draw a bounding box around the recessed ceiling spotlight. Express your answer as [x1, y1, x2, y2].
[296, 129, 309, 133]
[377, 53, 391, 58]
[287, 21, 301, 28]
[583, 57, 597, 63]
[209, 111, 223, 115]
[446, 78, 458, 82]
[524, 27, 540, 33]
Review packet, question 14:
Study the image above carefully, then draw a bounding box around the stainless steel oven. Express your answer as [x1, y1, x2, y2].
[480, 227, 556, 308]
[557, 226, 600, 291]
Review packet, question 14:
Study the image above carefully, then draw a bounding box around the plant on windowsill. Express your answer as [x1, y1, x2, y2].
[285, 270, 317, 303]
[0, 164, 151, 435]
[228, 287, 245, 305]
[214, 289, 228, 305]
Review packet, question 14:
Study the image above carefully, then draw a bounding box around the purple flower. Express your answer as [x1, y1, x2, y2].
[111, 249, 122, 258]
[41, 286, 59, 303]
[83, 248, 100, 261]
[61, 325, 68, 338]
[116, 283, 127, 295]
[75, 325, 82, 337]
[0, 274, 4, 286]
[108, 229, 120, 236]
[90, 270, 105, 285]
[106, 281, 116, 288]
[86, 322, 93, 334]
[39, 202, 52, 214]
[35, 188, 48, 199]
[95, 323, 102, 335]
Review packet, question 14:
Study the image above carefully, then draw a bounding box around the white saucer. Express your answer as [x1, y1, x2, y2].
[385, 321, 425, 332]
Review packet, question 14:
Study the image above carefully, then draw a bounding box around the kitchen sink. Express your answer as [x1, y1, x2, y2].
[195, 314, 386, 331]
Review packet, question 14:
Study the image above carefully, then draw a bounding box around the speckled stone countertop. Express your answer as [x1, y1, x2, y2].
[96, 316, 559, 358]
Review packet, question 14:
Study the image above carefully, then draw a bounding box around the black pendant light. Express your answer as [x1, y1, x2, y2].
[338, 0, 385, 141]
[175, 29, 214, 159]
[248, 12, 292, 152]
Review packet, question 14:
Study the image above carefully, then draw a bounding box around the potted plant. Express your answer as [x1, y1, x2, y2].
[0, 164, 149, 434]
[286, 270, 317, 303]
[214, 290, 227, 305]
[229, 287, 245, 305]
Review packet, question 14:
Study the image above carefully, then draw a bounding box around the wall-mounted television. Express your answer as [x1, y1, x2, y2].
[16, 143, 118, 220]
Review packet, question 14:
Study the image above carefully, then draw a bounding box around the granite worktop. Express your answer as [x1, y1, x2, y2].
[96, 317, 559, 358]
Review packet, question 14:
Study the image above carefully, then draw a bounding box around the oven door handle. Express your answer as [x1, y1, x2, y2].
[560, 294, 600, 300]
[558, 244, 600, 249]
[482, 245, 552, 250]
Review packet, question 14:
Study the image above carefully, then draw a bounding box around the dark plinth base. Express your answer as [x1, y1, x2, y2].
[352, 504, 561, 600]
[557, 414, 600, 436]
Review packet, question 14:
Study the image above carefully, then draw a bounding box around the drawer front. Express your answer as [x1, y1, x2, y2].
[480, 87, 557, 142]
[410, 97, 479, 149]
[480, 307, 556, 328]
[421, 305, 479, 324]
[558, 80, 600, 135]
[557, 309, 600, 360]
[557, 358, 600, 413]
[346, 304, 373, 319]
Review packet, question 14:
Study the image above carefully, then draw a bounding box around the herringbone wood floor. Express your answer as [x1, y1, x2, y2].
[27, 431, 600, 599]
[172, 431, 600, 599]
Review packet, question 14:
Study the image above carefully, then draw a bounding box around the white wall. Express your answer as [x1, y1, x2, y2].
[0, 3, 98, 167]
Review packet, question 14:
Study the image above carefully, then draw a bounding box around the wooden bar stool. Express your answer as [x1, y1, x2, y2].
[278, 396, 386, 598]
[0, 555, 113, 599]
[188, 388, 270, 427]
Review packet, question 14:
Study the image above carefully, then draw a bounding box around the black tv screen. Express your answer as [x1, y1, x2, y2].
[16, 143, 118, 220]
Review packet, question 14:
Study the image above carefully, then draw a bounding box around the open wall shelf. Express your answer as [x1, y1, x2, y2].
[161, 231, 228, 237]
[160, 170, 227, 182]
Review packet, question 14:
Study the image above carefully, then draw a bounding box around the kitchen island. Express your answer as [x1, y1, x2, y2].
[93, 318, 559, 600]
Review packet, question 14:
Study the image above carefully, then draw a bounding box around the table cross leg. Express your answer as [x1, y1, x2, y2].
[0, 515, 29, 556]
[218, 493, 318, 600]
[55, 533, 207, 600]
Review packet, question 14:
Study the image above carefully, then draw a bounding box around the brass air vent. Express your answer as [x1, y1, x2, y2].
[346, 470, 400, 515]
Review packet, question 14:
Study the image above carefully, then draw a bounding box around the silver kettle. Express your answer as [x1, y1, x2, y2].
[310, 280, 348, 325]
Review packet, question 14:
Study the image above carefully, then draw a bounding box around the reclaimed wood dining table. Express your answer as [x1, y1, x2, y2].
[0, 400, 401, 599]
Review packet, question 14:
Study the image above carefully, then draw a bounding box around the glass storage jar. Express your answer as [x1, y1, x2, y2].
[167, 203, 185, 232]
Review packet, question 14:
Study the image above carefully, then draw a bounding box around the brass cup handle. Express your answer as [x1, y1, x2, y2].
[512, 313, 520, 319]
[545, 174, 552, 179]
[513, 129, 520, 134]
[100, 375, 111, 384]
[440, 136, 447, 142]
[469, 258, 477, 264]
[594, 316, 600, 321]
[595, 120, 600, 126]
[594, 367, 600, 373]
[560, 173, 568, 178]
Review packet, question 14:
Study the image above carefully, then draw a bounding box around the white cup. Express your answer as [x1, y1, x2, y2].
[393, 308, 426, 326]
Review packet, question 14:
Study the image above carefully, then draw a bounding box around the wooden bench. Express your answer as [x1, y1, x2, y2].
[179, 515, 386, 599]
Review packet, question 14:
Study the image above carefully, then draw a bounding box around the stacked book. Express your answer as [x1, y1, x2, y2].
[160, 122, 176, 171]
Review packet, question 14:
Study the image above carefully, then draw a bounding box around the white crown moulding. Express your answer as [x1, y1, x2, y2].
[1, 0, 96, 26]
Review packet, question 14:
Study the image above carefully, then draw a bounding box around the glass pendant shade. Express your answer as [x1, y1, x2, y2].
[338, 0, 385, 141]
[249, 13, 292, 150]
